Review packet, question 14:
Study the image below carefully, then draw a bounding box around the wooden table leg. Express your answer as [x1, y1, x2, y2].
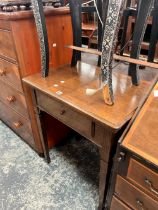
[37, 110, 51, 163]
[31, 89, 50, 163]
[98, 129, 115, 210]
[98, 160, 108, 210]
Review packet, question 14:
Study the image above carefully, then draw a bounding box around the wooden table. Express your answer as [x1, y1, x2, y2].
[23, 61, 156, 209]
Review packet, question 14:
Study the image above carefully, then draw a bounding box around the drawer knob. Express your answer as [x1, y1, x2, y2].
[6, 96, 16, 103]
[136, 199, 145, 210]
[0, 69, 6, 76]
[144, 178, 158, 195]
[117, 152, 126, 162]
[60, 110, 66, 115]
[13, 121, 23, 129]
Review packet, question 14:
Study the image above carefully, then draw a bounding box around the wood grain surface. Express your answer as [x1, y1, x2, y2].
[23, 61, 155, 130]
[122, 82, 158, 167]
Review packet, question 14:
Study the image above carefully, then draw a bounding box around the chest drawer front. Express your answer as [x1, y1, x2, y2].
[36, 90, 103, 145]
[0, 20, 11, 31]
[115, 175, 158, 210]
[0, 58, 23, 92]
[0, 29, 17, 61]
[0, 100, 34, 146]
[0, 81, 29, 118]
[127, 158, 158, 199]
[110, 196, 131, 210]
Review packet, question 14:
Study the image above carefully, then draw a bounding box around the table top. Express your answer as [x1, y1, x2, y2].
[23, 62, 155, 131]
[122, 82, 158, 167]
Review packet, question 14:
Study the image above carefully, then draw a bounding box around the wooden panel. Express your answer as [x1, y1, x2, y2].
[0, 29, 17, 61]
[115, 175, 158, 210]
[127, 158, 158, 200]
[0, 81, 29, 118]
[122, 83, 158, 167]
[110, 196, 131, 210]
[11, 8, 72, 77]
[0, 99, 34, 146]
[0, 58, 23, 92]
[0, 20, 11, 30]
[36, 89, 100, 145]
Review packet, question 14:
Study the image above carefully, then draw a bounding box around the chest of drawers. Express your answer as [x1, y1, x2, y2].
[106, 83, 158, 210]
[0, 7, 73, 154]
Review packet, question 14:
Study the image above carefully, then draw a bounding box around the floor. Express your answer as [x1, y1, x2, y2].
[0, 120, 99, 210]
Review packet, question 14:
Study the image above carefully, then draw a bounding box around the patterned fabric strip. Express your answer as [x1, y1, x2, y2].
[31, 0, 49, 77]
[101, 0, 125, 104]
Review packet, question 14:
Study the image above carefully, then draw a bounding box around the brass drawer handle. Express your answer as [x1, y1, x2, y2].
[6, 96, 16, 103]
[136, 199, 145, 210]
[0, 69, 6, 76]
[13, 121, 23, 129]
[145, 178, 158, 195]
[60, 110, 66, 115]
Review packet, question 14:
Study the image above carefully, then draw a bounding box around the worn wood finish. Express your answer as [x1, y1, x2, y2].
[0, 29, 17, 62]
[36, 90, 108, 147]
[0, 58, 23, 92]
[0, 99, 34, 146]
[0, 81, 29, 118]
[127, 158, 158, 201]
[110, 196, 131, 210]
[115, 175, 158, 210]
[23, 62, 154, 129]
[0, 19, 10, 30]
[122, 82, 158, 166]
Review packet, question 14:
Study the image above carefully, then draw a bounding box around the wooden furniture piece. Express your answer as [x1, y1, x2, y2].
[106, 82, 158, 209]
[0, 7, 73, 155]
[23, 62, 156, 209]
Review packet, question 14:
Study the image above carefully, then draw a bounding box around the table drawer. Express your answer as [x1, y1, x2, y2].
[0, 58, 23, 92]
[110, 196, 131, 210]
[0, 100, 34, 146]
[36, 90, 99, 143]
[0, 29, 17, 61]
[127, 158, 158, 199]
[0, 81, 29, 118]
[115, 175, 158, 210]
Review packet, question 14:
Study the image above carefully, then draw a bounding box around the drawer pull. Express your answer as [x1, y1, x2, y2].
[6, 96, 16, 103]
[136, 199, 145, 210]
[13, 121, 23, 129]
[60, 110, 66, 115]
[145, 178, 158, 195]
[0, 69, 6, 76]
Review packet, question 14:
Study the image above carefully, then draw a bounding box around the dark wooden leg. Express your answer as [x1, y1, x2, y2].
[99, 159, 108, 210]
[128, 0, 154, 85]
[31, 89, 50, 163]
[98, 128, 115, 210]
[148, 0, 158, 62]
[120, 10, 130, 56]
[38, 110, 51, 163]
[69, 0, 82, 66]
